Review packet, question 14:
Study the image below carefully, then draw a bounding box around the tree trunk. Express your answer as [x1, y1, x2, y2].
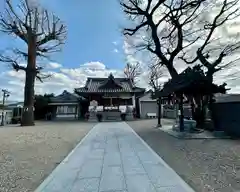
[200, 96, 206, 128]
[179, 93, 184, 132]
[21, 36, 36, 126]
[190, 96, 195, 119]
[21, 70, 36, 126]
[200, 74, 214, 129]
[192, 95, 201, 127]
[166, 64, 178, 78]
[206, 74, 214, 120]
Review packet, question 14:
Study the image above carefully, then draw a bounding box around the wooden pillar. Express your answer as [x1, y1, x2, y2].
[157, 97, 162, 127]
[75, 105, 77, 119]
[110, 97, 112, 106]
[179, 93, 184, 132]
[132, 95, 136, 107]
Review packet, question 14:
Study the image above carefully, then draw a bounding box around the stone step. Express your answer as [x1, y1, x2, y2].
[88, 119, 98, 122]
[105, 117, 121, 120]
[104, 120, 122, 122]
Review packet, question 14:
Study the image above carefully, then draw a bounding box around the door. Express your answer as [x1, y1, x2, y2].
[140, 101, 158, 118]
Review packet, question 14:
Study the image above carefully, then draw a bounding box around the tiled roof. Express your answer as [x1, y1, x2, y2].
[50, 90, 85, 103]
[6, 102, 24, 108]
[75, 75, 145, 93]
[156, 66, 226, 97]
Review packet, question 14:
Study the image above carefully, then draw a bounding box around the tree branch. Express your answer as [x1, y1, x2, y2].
[0, 54, 26, 71]
[148, 62, 164, 91]
[124, 21, 148, 36]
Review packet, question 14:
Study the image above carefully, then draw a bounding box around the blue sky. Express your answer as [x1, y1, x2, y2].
[0, 0, 143, 101]
[0, 0, 127, 70]
[0, 0, 240, 101]
[39, 0, 126, 69]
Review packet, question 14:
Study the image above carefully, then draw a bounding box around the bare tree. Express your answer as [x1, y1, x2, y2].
[120, 0, 203, 78]
[124, 61, 141, 84]
[180, 0, 240, 83]
[148, 62, 164, 92]
[148, 61, 166, 127]
[177, 0, 240, 121]
[0, 0, 66, 126]
[121, 0, 240, 81]
[121, 0, 240, 127]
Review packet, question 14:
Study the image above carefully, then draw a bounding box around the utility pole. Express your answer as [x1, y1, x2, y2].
[1, 89, 10, 126]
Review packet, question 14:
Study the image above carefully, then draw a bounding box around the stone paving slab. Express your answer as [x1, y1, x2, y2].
[35, 122, 195, 192]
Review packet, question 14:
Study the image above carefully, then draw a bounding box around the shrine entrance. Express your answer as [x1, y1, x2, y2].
[74, 73, 145, 121]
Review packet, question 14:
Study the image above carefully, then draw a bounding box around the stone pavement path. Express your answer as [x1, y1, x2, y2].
[35, 122, 195, 192]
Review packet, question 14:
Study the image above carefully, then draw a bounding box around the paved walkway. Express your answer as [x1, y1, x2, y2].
[35, 122, 195, 192]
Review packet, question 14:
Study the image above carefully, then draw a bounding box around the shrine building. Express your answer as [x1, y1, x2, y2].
[48, 74, 146, 121]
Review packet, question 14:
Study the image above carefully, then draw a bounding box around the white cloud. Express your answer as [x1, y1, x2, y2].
[0, 61, 125, 101]
[1, 58, 240, 102]
[81, 62, 106, 70]
[121, 0, 240, 95]
[47, 62, 62, 69]
[113, 49, 119, 53]
[112, 41, 118, 45]
[122, 34, 240, 94]
[7, 70, 25, 80]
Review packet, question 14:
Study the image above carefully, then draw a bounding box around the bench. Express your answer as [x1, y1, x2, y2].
[146, 113, 157, 118]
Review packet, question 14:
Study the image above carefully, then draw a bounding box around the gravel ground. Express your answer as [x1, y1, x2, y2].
[128, 119, 240, 192]
[0, 121, 95, 192]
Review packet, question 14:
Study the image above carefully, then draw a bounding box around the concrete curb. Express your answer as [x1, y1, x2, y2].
[158, 127, 231, 140]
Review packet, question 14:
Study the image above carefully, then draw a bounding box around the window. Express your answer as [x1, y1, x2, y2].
[57, 106, 76, 114]
[67, 106, 76, 113]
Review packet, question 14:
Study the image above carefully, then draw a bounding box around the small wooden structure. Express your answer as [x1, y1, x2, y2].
[155, 66, 227, 131]
[48, 91, 86, 120]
